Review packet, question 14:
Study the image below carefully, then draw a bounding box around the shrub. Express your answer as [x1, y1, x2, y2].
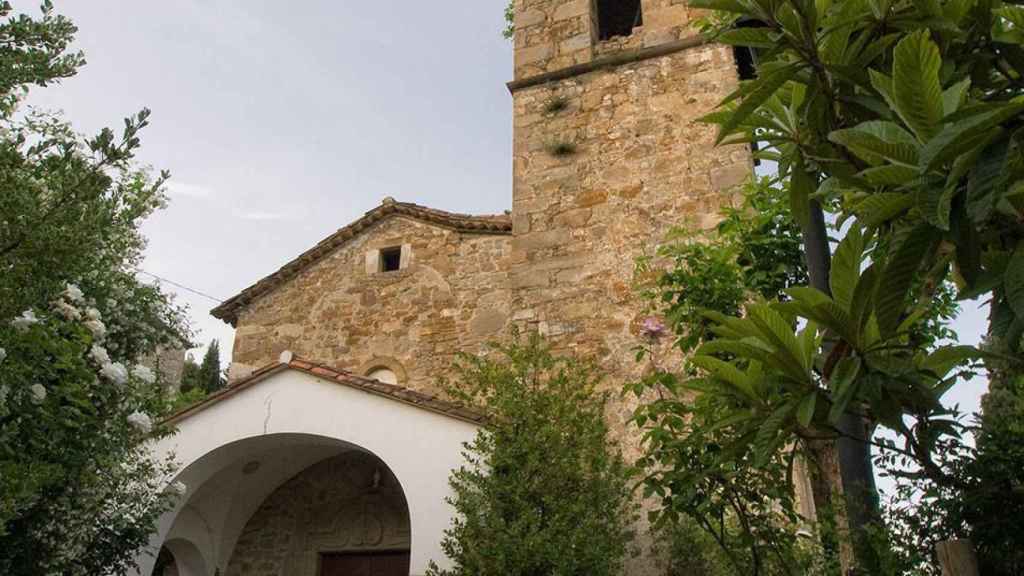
[429, 335, 637, 576]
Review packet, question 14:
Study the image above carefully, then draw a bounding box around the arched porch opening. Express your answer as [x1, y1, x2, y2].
[134, 363, 480, 576]
[144, 433, 412, 576]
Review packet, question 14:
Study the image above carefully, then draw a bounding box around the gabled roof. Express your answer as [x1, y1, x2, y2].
[211, 198, 512, 325]
[164, 354, 487, 426]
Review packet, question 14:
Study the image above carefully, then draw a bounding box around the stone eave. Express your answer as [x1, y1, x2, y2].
[163, 354, 487, 427]
[211, 199, 512, 325]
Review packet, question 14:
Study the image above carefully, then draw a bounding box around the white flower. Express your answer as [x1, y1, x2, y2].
[0, 348, 5, 364]
[168, 481, 187, 496]
[11, 309, 39, 332]
[89, 344, 110, 366]
[63, 283, 84, 303]
[29, 383, 47, 405]
[83, 319, 107, 340]
[131, 365, 156, 384]
[53, 299, 81, 321]
[100, 361, 128, 385]
[84, 307, 101, 321]
[127, 411, 153, 434]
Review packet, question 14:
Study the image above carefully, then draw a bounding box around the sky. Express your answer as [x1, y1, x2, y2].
[15, 1, 991, 418]
[17, 0, 514, 367]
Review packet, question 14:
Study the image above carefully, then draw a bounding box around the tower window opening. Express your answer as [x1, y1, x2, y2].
[596, 0, 643, 41]
[380, 246, 402, 272]
[733, 45, 758, 81]
[731, 18, 768, 165]
[731, 18, 767, 81]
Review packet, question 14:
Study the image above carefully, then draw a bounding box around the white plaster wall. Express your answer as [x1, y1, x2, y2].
[140, 368, 479, 576]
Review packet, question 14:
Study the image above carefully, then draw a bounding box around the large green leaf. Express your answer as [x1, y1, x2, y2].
[876, 224, 940, 337]
[797, 391, 818, 427]
[853, 192, 914, 227]
[691, 355, 760, 404]
[921, 345, 982, 378]
[941, 77, 971, 116]
[831, 226, 865, 311]
[920, 101, 1024, 170]
[916, 178, 957, 230]
[892, 30, 944, 141]
[869, 69, 899, 113]
[1006, 242, 1024, 319]
[966, 134, 1010, 224]
[716, 63, 802, 145]
[790, 155, 814, 227]
[850, 263, 880, 335]
[828, 356, 863, 424]
[829, 121, 921, 167]
[717, 27, 779, 48]
[860, 165, 920, 185]
[747, 304, 813, 375]
[755, 400, 798, 466]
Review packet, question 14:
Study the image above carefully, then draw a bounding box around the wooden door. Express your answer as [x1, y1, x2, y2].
[319, 551, 410, 576]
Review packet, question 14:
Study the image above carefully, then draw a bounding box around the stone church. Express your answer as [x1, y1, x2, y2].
[140, 1, 750, 575]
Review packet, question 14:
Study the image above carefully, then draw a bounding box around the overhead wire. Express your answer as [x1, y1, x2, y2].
[137, 269, 224, 304]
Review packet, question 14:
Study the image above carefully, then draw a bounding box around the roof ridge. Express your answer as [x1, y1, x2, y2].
[164, 354, 487, 426]
[211, 199, 511, 324]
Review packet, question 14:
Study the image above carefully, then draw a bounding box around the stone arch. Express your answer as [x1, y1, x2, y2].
[224, 451, 410, 576]
[136, 367, 479, 576]
[357, 357, 408, 385]
[159, 539, 207, 576]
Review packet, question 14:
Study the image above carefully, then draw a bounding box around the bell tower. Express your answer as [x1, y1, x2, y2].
[508, 0, 752, 369]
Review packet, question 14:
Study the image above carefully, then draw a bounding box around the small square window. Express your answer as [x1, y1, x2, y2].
[380, 246, 402, 272]
[597, 0, 643, 41]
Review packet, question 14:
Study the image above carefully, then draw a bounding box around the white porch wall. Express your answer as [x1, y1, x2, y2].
[137, 368, 479, 576]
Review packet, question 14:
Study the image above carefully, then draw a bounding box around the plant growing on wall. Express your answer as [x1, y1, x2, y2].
[428, 335, 637, 576]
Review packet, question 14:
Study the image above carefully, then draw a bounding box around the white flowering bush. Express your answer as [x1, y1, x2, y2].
[0, 289, 180, 576]
[0, 4, 190, 575]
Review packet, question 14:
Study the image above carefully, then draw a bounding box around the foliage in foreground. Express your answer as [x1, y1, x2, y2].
[0, 3, 187, 574]
[429, 336, 637, 576]
[625, 0, 1024, 572]
[882, 365, 1024, 576]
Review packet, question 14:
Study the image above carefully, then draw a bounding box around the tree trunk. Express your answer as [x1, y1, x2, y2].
[800, 200, 882, 574]
[805, 435, 856, 573]
[936, 540, 980, 576]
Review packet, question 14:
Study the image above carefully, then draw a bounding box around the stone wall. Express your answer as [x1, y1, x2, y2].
[224, 451, 410, 576]
[140, 345, 187, 392]
[230, 216, 512, 395]
[510, 41, 750, 448]
[513, 0, 709, 80]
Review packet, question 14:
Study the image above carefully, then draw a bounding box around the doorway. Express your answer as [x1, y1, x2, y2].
[319, 551, 410, 576]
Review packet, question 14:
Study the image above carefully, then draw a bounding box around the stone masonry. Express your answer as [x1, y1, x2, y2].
[217, 202, 514, 398]
[224, 451, 410, 576]
[213, 1, 751, 573]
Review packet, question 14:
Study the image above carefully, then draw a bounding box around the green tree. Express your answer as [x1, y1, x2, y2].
[179, 353, 201, 394]
[428, 336, 637, 576]
[198, 339, 225, 394]
[633, 0, 1024, 572]
[0, 2, 187, 574]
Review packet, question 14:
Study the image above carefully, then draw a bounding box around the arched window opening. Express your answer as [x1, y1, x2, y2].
[367, 367, 398, 386]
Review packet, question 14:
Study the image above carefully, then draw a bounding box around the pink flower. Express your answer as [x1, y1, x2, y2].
[640, 316, 667, 340]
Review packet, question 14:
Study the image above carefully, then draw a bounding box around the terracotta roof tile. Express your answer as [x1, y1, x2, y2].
[211, 200, 512, 325]
[164, 356, 486, 426]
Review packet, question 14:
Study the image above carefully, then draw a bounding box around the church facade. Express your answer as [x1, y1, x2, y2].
[142, 1, 749, 575]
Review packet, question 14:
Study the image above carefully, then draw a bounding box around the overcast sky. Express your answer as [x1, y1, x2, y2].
[16, 1, 990, 417]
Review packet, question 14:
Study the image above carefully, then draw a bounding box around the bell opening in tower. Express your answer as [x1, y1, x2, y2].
[596, 0, 643, 41]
